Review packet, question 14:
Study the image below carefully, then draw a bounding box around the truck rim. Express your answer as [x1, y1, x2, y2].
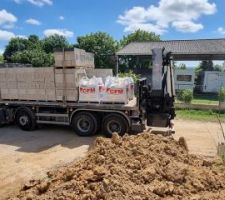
[107, 120, 122, 134]
[19, 115, 29, 126]
[77, 118, 91, 133]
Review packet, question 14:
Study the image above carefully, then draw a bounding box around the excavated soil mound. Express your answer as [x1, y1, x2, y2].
[12, 133, 225, 200]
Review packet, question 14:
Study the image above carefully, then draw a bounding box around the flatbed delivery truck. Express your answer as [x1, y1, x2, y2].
[0, 48, 175, 137]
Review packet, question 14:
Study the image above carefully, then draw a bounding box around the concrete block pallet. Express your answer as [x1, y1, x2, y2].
[0, 67, 86, 102]
[54, 48, 95, 68]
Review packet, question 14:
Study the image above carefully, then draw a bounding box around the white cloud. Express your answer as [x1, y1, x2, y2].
[172, 21, 203, 32]
[13, 0, 53, 7]
[217, 27, 225, 35]
[26, 18, 41, 25]
[124, 23, 166, 35]
[0, 49, 4, 55]
[0, 29, 28, 41]
[0, 29, 15, 41]
[13, 0, 22, 3]
[43, 29, 74, 38]
[59, 16, 64, 20]
[28, 0, 52, 7]
[118, 0, 216, 34]
[17, 35, 28, 39]
[0, 9, 17, 29]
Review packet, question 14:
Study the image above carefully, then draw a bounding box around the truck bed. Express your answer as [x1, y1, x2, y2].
[0, 97, 138, 111]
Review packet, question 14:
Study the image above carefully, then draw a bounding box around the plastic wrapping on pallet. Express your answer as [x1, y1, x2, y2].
[102, 77, 129, 104]
[122, 77, 134, 100]
[129, 77, 135, 100]
[79, 77, 104, 103]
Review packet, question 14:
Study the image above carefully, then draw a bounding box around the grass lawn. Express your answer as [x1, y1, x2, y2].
[176, 109, 225, 122]
[192, 94, 219, 105]
[176, 93, 219, 105]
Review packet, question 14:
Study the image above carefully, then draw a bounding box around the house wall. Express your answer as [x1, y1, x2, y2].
[174, 69, 195, 91]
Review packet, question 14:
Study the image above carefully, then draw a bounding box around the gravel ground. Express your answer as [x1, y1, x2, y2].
[174, 119, 225, 158]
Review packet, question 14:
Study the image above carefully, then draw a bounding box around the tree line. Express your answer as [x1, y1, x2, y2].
[1, 30, 160, 68]
[1, 30, 224, 73]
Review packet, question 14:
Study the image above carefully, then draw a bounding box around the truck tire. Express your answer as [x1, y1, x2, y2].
[102, 113, 128, 138]
[15, 107, 36, 131]
[71, 112, 98, 137]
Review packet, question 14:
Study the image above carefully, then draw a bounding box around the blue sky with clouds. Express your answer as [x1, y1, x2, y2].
[0, 0, 225, 62]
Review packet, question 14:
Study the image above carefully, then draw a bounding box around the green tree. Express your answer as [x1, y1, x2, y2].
[214, 64, 223, 72]
[42, 34, 70, 53]
[3, 35, 42, 62]
[219, 87, 225, 103]
[178, 63, 187, 70]
[175, 63, 187, 70]
[28, 35, 42, 50]
[3, 37, 30, 62]
[120, 30, 160, 47]
[199, 60, 214, 71]
[3, 34, 65, 66]
[11, 49, 54, 67]
[118, 30, 161, 70]
[177, 89, 193, 104]
[0, 54, 4, 64]
[77, 32, 118, 68]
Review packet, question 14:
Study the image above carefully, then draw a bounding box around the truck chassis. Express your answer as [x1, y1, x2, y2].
[0, 95, 145, 137]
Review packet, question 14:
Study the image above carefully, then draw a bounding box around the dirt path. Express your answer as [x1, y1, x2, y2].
[0, 125, 95, 199]
[174, 119, 225, 158]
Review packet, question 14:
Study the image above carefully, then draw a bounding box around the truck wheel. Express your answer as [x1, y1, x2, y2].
[102, 114, 128, 138]
[71, 112, 98, 137]
[15, 107, 36, 131]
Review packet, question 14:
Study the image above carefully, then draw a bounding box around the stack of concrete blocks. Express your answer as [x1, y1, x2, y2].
[54, 48, 95, 68]
[55, 68, 86, 101]
[0, 68, 22, 100]
[0, 48, 94, 102]
[0, 67, 86, 102]
[0, 68, 55, 101]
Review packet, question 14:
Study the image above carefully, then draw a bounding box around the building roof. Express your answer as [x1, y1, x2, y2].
[116, 39, 225, 60]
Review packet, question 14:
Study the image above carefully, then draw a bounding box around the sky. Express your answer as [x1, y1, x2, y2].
[0, 0, 225, 66]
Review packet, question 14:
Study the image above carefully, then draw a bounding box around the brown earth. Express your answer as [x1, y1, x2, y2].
[11, 132, 225, 200]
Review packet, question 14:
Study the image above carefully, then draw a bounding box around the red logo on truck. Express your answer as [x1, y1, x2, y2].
[80, 87, 96, 94]
[106, 88, 124, 95]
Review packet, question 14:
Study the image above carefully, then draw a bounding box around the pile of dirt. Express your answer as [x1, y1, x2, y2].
[12, 132, 225, 200]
